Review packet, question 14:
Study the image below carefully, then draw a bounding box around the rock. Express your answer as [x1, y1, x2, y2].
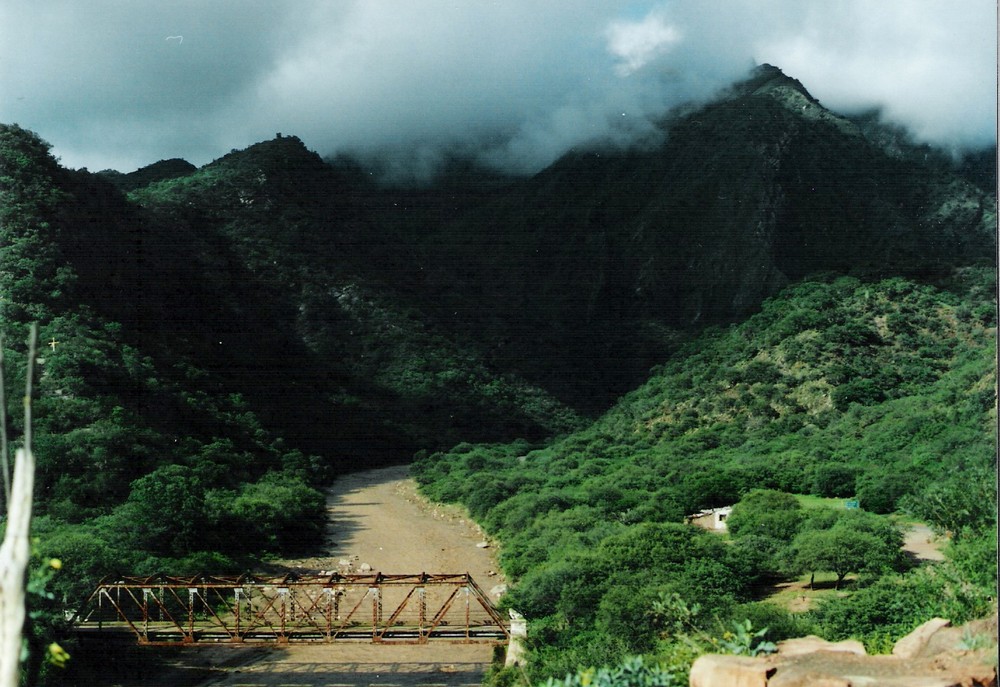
[893, 618, 951, 659]
[777, 636, 867, 657]
[767, 668, 852, 687]
[691, 618, 996, 687]
[689, 654, 776, 687]
[476, 541, 490, 548]
[489, 584, 507, 598]
[923, 615, 998, 658]
[358, 562, 373, 573]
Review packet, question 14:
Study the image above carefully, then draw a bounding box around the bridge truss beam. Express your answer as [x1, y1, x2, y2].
[72, 572, 509, 646]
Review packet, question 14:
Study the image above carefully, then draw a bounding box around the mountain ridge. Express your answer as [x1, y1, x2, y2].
[77, 64, 1000, 415]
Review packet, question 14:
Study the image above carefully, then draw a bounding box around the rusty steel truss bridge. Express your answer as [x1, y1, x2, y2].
[72, 572, 510, 646]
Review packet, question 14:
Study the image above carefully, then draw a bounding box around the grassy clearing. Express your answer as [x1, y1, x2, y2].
[765, 570, 854, 612]
[793, 494, 852, 510]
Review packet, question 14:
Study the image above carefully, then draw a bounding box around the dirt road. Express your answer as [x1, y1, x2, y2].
[901, 522, 946, 562]
[280, 465, 504, 584]
[153, 465, 505, 687]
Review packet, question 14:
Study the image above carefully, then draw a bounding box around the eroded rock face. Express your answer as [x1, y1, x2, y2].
[688, 616, 998, 687]
[892, 618, 951, 659]
[776, 636, 867, 657]
[689, 654, 776, 687]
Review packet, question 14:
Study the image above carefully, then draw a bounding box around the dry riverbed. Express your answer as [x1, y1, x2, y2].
[112, 465, 505, 687]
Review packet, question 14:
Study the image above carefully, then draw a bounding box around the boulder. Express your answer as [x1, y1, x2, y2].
[770, 665, 950, 687]
[777, 636, 867, 657]
[767, 667, 852, 687]
[689, 654, 776, 687]
[893, 618, 951, 659]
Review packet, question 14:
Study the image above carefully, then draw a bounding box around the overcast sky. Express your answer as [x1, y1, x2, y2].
[1, 1, 995, 177]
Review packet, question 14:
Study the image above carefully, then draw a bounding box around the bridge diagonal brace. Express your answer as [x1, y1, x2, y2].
[190, 588, 236, 640]
[97, 588, 144, 640]
[374, 584, 419, 642]
[423, 586, 462, 640]
[329, 586, 372, 640]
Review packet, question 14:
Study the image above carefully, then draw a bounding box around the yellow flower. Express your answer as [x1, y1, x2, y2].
[49, 558, 62, 570]
[48, 643, 70, 668]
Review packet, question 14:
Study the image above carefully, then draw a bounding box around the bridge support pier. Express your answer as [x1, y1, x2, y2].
[504, 609, 527, 668]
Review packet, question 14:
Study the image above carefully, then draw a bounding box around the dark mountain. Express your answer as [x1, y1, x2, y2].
[395, 64, 995, 404]
[956, 146, 998, 192]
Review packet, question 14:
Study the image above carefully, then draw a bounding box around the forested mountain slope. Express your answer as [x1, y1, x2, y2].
[120, 65, 997, 413]
[0, 125, 332, 577]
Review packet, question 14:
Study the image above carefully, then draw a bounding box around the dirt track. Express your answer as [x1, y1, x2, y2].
[116, 466, 505, 687]
[208, 465, 504, 687]
[280, 465, 504, 584]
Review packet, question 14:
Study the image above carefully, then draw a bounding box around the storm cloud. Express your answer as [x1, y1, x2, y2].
[1, 1, 995, 176]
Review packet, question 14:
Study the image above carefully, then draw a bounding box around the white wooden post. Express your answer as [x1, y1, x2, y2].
[0, 448, 35, 686]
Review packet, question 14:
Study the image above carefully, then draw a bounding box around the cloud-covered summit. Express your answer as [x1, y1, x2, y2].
[1, 1, 995, 176]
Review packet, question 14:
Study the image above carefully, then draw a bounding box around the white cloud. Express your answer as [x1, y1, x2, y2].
[1, 0, 994, 174]
[606, 13, 683, 77]
[752, 0, 998, 148]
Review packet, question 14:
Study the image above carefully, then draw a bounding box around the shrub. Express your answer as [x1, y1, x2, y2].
[538, 656, 679, 687]
[726, 490, 804, 542]
[811, 464, 857, 498]
[856, 471, 916, 514]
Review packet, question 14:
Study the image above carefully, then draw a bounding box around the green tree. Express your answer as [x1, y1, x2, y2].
[811, 465, 857, 498]
[899, 467, 996, 540]
[856, 470, 915, 514]
[208, 471, 325, 554]
[726, 490, 804, 542]
[790, 526, 896, 589]
[111, 465, 207, 557]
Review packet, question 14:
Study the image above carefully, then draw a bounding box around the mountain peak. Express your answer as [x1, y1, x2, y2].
[727, 63, 861, 136]
[740, 64, 818, 101]
[726, 63, 817, 106]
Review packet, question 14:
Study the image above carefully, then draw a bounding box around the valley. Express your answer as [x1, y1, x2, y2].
[0, 62, 994, 686]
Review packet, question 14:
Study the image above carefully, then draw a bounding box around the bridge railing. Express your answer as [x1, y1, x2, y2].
[72, 572, 510, 646]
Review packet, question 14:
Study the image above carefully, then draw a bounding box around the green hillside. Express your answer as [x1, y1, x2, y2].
[413, 270, 997, 680]
[0, 124, 331, 578]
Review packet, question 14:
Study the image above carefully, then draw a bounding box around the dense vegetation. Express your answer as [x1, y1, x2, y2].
[0, 63, 995, 685]
[414, 270, 997, 682]
[0, 124, 331, 586]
